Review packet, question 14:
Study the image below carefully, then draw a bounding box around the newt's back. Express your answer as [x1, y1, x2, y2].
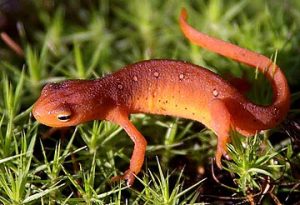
[107, 60, 245, 128]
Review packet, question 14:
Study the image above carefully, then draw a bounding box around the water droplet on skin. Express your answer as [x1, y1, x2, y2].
[272, 107, 279, 115]
[117, 84, 123, 89]
[213, 89, 219, 97]
[154, 72, 159, 78]
[179, 73, 184, 80]
[133, 76, 138, 82]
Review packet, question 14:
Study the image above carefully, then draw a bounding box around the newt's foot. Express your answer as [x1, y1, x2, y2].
[111, 169, 135, 186]
[215, 150, 223, 169]
[215, 146, 230, 169]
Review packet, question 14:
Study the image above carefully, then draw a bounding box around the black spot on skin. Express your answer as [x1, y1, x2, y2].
[161, 107, 166, 111]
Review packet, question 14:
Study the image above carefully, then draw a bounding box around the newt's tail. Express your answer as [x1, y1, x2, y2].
[179, 8, 290, 128]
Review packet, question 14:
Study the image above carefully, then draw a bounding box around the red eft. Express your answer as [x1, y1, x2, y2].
[32, 9, 290, 186]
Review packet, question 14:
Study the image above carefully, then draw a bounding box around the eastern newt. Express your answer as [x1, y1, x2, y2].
[32, 9, 290, 186]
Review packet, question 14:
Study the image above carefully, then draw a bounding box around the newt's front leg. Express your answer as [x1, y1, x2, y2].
[108, 108, 147, 186]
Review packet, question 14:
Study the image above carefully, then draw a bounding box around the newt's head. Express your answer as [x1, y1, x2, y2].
[32, 80, 103, 127]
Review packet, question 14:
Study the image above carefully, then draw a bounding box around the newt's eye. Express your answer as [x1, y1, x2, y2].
[57, 114, 71, 122]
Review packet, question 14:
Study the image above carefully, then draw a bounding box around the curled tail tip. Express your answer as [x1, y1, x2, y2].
[180, 8, 188, 20]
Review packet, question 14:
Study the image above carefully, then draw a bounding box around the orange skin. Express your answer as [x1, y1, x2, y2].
[32, 9, 290, 186]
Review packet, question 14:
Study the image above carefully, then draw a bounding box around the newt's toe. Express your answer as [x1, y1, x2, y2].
[110, 169, 136, 186]
[215, 150, 223, 169]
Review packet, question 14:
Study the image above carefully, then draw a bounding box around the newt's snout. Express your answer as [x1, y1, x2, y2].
[32, 104, 41, 121]
[32, 97, 52, 127]
[32, 94, 71, 127]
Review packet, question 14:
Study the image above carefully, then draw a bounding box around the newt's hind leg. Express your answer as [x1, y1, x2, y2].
[209, 99, 232, 168]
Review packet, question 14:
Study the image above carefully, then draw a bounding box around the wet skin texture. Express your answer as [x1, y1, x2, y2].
[32, 9, 290, 186]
